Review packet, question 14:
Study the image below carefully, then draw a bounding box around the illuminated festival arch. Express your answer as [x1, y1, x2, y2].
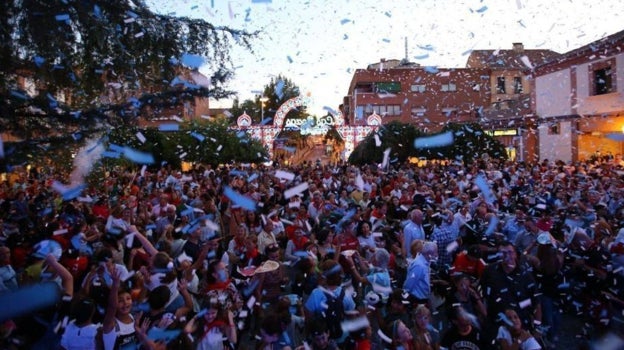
[232, 95, 374, 162]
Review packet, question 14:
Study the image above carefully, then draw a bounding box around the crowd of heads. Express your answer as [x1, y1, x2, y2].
[0, 154, 624, 349]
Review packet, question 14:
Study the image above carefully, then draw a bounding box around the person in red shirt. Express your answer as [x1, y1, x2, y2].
[334, 220, 360, 253]
[451, 245, 486, 280]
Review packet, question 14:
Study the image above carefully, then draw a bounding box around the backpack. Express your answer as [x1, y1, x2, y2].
[321, 287, 346, 339]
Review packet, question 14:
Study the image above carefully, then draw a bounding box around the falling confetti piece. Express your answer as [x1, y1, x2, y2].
[414, 131, 454, 148]
[275, 79, 285, 99]
[275, 170, 295, 181]
[180, 53, 205, 69]
[159, 124, 179, 132]
[191, 132, 205, 141]
[51, 181, 87, 201]
[136, 132, 146, 144]
[340, 18, 351, 25]
[520, 55, 533, 69]
[284, 182, 309, 199]
[287, 56, 293, 63]
[374, 134, 381, 147]
[123, 147, 155, 164]
[474, 174, 496, 204]
[0, 283, 61, 322]
[55, 14, 70, 21]
[606, 133, 624, 141]
[476, 6, 488, 13]
[224, 186, 257, 211]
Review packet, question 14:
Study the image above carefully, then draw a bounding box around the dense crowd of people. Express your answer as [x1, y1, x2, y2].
[1, 154, 624, 349]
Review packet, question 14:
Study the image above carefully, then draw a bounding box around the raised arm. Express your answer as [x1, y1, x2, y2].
[101, 265, 121, 334]
[45, 254, 73, 297]
[130, 225, 159, 256]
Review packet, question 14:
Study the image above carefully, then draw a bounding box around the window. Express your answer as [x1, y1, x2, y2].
[440, 83, 457, 92]
[375, 82, 401, 93]
[371, 104, 401, 116]
[355, 106, 364, 120]
[513, 77, 523, 94]
[411, 107, 426, 118]
[496, 77, 506, 94]
[388, 105, 401, 116]
[590, 59, 616, 96]
[410, 84, 426, 93]
[594, 67, 612, 95]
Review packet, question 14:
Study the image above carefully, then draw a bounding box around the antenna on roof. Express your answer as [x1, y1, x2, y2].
[404, 37, 408, 61]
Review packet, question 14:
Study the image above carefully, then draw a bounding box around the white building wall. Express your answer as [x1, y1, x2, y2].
[576, 53, 624, 115]
[539, 120, 573, 162]
[535, 70, 572, 117]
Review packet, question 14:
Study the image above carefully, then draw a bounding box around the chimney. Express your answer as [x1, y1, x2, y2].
[512, 43, 524, 52]
[380, 58, 386, 62]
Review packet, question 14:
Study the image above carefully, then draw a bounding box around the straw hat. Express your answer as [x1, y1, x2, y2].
[254, 260, 280, 274]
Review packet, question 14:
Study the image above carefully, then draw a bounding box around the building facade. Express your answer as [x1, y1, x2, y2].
[533, 30, 624, 162]
[341, 43, 560, 162]
[343, 59, 490, 132]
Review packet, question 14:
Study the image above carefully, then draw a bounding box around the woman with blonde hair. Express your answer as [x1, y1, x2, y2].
[412, 305, 440, 350]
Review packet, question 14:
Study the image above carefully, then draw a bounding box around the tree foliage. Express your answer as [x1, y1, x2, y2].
[106, 118, 269, 168]
[0, 0, 258, 142]
[230, 74, 308, 125]
[348, 122, 508, 165]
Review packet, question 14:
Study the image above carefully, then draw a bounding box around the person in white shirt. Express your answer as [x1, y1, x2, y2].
[60, 298, 99, 350]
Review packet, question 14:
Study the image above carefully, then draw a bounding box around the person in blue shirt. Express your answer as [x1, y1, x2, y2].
[304, 259, 356, 343]
[403, 241, 438, 305]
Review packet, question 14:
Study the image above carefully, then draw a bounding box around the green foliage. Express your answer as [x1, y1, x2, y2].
[348, 121, 424, 165]
[106, 119, 269, 168]
[0, 0, 258, 146]
[441, 123, 509, 163]
[230, 75, 309, 125]
[348, 122, 508, 165]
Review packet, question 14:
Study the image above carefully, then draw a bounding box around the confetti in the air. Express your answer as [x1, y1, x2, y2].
[224, 186, 257, 211]
[123, 147, 155, 164]
[191, 132, 205, 142]
[136, 132, 146, 144]
[159, 124, 179, 132]
[474, 174, 496, 204]
[414, 131, 454, 148]
[55, 14, 70, 21]
[275, 79, 285, 99]
[284, 182, 309, 199]
[275, 170, 295, 181]
[0, 283, 61, 322]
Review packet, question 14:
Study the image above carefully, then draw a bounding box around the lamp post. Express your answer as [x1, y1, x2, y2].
[259, 96, 269, 121]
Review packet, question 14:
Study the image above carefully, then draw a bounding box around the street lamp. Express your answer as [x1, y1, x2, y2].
[259, 96, 269, 121]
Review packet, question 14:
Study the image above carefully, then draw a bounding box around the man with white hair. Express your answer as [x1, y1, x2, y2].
[403, 209, 426, 259]
[344, 248, 392, 300]
[403, 241, 438, 305]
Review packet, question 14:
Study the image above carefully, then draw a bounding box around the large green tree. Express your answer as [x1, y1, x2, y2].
[0, 0, 257, 146]
[230, 75, 308, 125]
[106, 119, 269, 168]
[348, 122, 508, 165]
